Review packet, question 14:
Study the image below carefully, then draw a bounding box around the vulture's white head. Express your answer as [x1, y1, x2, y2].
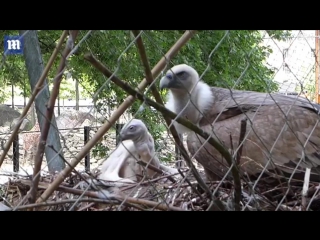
[159, 64, 214, 134]
[159, 64, 200, 93]
[120, 119, 148, 142]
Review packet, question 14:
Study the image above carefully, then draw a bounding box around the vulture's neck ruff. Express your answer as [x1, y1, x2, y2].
[160, 64, 214, 134]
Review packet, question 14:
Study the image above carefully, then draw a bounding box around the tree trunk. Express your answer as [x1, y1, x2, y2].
[58, 95, 60, 116]
[75, 79, 79, 110]
[31, 103, 36, 126]
[19, 30, 65, 172]
[11, 82, 14, 109]
[23, 78, 26, 107]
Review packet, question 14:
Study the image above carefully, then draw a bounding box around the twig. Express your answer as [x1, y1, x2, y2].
[9, 199, 118, 211]
[36, 30, 196, 204]
[121, 171, 184, 191]
[301, 167, 311, 211]
[236, 118, 247, 165]
[29, 31, 79, 205]
[136, 160, 176, 183]
[306, 183, 320, 210]
[174, 167, 204, 200]
[185, 194, 207, 206]
[77, 202, 94, 211]
[232, 118, 247, 211]
[131, 30, 210, 200]
[229, 134, 234, 156]
[119, 196, 186, 211]
[0, 30, 68, 168]
[19, 180, 186, 211]
[10, 197, 186, 211]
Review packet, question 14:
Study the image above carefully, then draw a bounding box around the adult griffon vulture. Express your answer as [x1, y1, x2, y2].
[159, 64, 320, 183]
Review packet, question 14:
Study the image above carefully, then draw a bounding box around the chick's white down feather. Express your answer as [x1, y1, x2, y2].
[98, 140, 139, 184]
[97, 119, 178, 186]
[120, 119, 179, 176]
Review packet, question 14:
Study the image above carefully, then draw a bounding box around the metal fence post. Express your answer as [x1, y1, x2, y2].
[84, 126, 91, 171]
[13, 134, 19, 172]
[116, 123, 124, 146]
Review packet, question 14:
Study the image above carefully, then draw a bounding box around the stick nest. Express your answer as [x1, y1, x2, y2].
[1, 169, 320, 211]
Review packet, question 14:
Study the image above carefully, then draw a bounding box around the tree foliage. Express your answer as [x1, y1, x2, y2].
[0, 30, 292, 160]
[69, 30, 292, 158]
[0, 30, 94, 102]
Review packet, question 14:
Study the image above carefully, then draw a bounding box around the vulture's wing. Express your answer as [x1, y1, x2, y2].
[199, 87, 320, 125]
[188, 88, 320, 181]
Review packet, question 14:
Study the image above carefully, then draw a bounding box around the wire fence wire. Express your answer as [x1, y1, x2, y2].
[0, 30, 319, 211]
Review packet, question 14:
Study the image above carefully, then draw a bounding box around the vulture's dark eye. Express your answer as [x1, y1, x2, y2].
[176, 71, 187, 79]
[129, 125, 135, 130]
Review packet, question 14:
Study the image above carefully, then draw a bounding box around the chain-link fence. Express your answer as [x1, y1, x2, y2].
[0, 30, 319, 211]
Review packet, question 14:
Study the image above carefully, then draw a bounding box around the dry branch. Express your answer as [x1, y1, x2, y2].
[0, 30, 68, 168]
[301, 167, 311, 211]
[28, 31, 79, 205]
[120, 171, 183, 191]
[13, 198, 186, 211]
[233, 118, 247, 211]
[136, 160, 176, 183]
[236, 119, 247, 165]
[131, 30, 211, 199]
[18, 180, 186, 211]
[36, 30, 196, 204]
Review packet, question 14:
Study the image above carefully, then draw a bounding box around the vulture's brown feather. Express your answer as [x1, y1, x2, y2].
[188, 87, 320, 182]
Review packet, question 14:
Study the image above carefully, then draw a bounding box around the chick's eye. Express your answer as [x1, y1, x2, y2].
[129, 126, 135, 130]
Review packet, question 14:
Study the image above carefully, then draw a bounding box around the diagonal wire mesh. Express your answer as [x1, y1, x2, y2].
[0, 30, 319, 211]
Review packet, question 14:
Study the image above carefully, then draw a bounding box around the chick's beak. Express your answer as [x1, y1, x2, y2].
[119, 132, 125, 141]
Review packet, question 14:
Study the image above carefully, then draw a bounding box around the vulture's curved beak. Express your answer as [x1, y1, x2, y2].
[119, 132, 126, 141]
[160, 74, 182, 90]
[159, 76, 170, 90]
